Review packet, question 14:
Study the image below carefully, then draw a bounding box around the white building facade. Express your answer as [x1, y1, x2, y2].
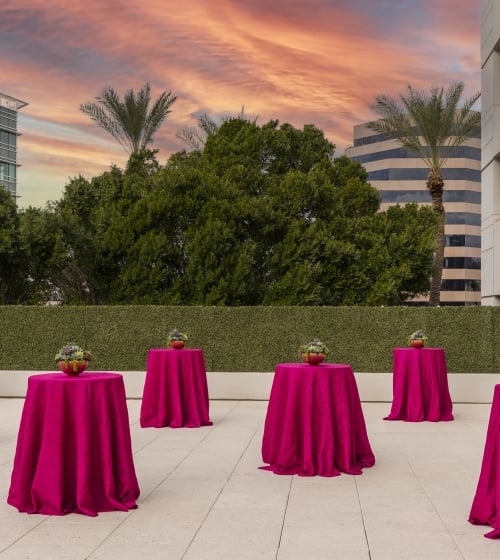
[481, 0, 500, 305]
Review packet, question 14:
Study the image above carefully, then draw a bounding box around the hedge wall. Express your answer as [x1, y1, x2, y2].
[0, 306, 498, 373]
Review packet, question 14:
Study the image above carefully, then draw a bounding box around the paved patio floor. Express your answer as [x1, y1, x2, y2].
[0, 398, 498, 559]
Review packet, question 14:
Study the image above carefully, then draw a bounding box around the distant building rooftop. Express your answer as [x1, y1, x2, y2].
[0, 93, 28, 110]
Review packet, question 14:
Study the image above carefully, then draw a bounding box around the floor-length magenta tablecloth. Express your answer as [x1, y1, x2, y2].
[140, 348, 212, 428]
[7, 372, 140, 516]
[261, 363, 375, 477]
[384, 348, 454, 422]
[469, 385, 500, 538]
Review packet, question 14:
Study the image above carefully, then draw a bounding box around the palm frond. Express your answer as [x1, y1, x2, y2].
[143, 90, 177, 148]
[80, 83, 177, 154]
[368, 82, 480, 171]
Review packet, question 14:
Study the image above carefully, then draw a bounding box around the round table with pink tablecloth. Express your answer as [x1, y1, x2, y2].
[261, 362, 375, 477]
[384, 348, 454, 422]
[8, 372, 140, 516]
[140, 348, 212, 428]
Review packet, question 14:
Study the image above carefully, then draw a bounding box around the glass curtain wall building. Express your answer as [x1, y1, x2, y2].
[345, 123, 481, 305]
[0, 93, 28, 201]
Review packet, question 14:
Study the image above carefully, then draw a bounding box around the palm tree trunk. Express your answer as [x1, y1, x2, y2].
[427, 170, 445, 306]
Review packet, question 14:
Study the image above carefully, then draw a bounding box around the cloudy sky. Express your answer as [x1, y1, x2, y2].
[2, 0, 480, 209]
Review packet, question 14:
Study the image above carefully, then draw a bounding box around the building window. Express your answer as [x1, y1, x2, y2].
[445, 235, 481, 247]
[444, 190, 481, 203]
[353, 132, 394, 146]
[380, 190, 481, 204]
[380, 190, 431, 203]
[367, 168, 481, 182]
[443, 257, 481, 269]
[0, 161, 16, 182]
[352, 145, 480, 164]
[0, 106, 17, 131]
[446, 213, 481, 226]
[441, 279, 481, 291]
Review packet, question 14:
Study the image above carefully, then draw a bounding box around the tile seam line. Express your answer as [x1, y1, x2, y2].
[180, 422, 262, 560]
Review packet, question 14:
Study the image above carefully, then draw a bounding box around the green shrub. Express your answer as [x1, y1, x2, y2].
[0, 305, 497, 372]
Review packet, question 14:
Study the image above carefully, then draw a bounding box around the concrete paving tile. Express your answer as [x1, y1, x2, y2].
[210, 472, 291, 511]
[277, 526, 370, 560]
[367, 531, 468, 560]
[3, 519, 122, 546]
[136, 478, 225, 514]
[451, 526, 500, 560]
[182, 508, 283, 560]
[233, 432, 268, 474]
[0, 501, 48, 526]
[0, 544, 97, 560]
[286, 476, 359, 517]
[100, 478, 225, 548]
[280, 481, 369, 559]
[180, 471, 289, 559]
[0, 523, 46, 553]
[43, 511, 130, 526]
[89, 543, 190, 560]
[100, 519, 198, 549]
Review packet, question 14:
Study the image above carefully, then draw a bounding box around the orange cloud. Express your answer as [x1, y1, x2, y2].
[1, 0, 480, 208]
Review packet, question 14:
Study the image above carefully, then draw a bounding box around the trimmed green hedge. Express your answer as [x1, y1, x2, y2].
[0, 306, 498, 372]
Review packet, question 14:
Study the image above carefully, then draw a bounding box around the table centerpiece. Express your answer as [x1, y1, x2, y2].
[167, 328, 188, 349]
[300, 338, 329, 365]
[55, 343, 93, 375]
[407, 329, 428, 349]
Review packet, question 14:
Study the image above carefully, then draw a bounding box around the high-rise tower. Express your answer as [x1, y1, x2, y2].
[0, 93, 28, 201]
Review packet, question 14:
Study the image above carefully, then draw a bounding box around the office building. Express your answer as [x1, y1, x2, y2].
[345, 123, 481, 305]
[0, 93, 28, 200]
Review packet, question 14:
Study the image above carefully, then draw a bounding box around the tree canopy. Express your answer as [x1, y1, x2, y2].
[10, 119, 438, 305]
[0, 186, 28, 303]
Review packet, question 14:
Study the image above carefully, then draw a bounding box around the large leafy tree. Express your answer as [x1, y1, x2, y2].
[80, 83, 177, 154]
[366, 204, 439, 305]
[174, 119, 437, 305]
[18, 204, 69, 304]
[54, 151, 163, 304]
[51, 149, 184, 304]
[0, 187, 29, 303]
[367, 82, 480, 306]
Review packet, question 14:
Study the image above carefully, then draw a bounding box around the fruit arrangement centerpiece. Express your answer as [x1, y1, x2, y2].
[300, 338, 329, 365]
[407, 329, 428, 349]
[55, 343, 93, 375]
[167, 328, 188, 349]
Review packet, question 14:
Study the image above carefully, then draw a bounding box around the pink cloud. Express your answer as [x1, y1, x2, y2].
[1, 0, 480, 208]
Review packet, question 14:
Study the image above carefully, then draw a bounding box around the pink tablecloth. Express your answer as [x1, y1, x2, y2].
[7, 372, 140, 516]
[261, 363, 375, 477]
[469, 385, 500, 538]
[384, 348, 453, 422]
[140, 348, 212, 428]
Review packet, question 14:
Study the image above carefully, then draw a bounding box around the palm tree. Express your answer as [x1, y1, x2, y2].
[80, 83, 177, 155]
[367, 83, 480, 306]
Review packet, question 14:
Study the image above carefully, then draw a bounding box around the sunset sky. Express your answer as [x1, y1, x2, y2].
[2, 0, 481, 209]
